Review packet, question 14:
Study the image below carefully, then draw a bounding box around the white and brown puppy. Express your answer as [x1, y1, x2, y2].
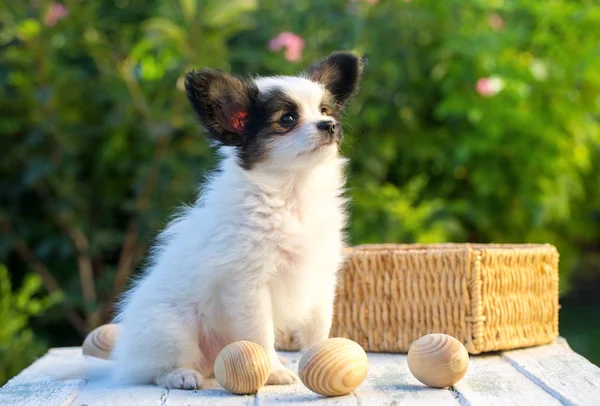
[77, 52, 363, 389]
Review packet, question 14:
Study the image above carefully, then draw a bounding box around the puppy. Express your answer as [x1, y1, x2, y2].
[110, 52, 363, 389]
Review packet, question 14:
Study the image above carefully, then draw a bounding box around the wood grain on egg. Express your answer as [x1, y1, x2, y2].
[214, 341, 270, 395]
[299, 337, 368, 397]
[82, 324, 122, 360]
[407, 333, 469, 388]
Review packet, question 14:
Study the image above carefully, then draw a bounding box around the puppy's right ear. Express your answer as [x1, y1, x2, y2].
[185, 69, 257, 146]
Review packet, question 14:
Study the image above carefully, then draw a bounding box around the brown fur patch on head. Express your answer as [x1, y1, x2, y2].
[237, 88, 301, 169]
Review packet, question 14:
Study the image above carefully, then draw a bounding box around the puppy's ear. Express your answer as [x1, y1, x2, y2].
[307, 51, 366, 106]
[185, 68, 257, 146]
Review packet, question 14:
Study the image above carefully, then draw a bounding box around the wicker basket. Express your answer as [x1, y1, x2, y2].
[275, 243, 559, 354]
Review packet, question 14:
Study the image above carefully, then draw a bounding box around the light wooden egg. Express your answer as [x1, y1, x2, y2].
[299, 337, 368, 397]
[82, 324, 122, 359]
[407, 333, 469, 388]
[214, 341, 270, 395]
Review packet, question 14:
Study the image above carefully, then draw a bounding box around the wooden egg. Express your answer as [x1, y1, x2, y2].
[82, 324, 122, 359]
[407, 333, 469, 388]
[299, 337, 368, 397]
[214, 341, 270, 395]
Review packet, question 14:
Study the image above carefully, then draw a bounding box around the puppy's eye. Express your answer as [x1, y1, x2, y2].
[320, 107, 330, 116]
[279, 113, 297, 127]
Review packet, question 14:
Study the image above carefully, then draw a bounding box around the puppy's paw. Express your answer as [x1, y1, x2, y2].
[155, 368, 203, 390]
[266, 368, 299, 385]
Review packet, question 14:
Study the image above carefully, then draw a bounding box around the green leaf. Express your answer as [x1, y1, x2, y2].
[202, 0, 257, 27]
[143, 18, 187, 51]
[179, 0, 197, 24]
[16, 19, 41, 41]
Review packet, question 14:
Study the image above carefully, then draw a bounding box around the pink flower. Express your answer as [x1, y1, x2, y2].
[268, 32, 305, 62]
[475, 77, 504, 97]
[488, 13, 504, 31]
[44, 2, 69, 27]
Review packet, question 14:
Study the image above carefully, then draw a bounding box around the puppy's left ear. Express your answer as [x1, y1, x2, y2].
[307, 51, 366, 106]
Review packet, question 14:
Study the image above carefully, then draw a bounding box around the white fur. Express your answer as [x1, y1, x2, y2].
[57, 76, 349, 389]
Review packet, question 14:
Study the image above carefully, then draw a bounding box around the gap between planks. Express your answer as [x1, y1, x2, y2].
[501, 339, 600, 406]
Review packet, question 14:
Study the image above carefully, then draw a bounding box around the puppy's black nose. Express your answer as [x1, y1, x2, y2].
[317, 120, 336, 135]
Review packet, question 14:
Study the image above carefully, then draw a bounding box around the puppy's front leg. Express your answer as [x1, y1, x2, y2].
[299, 307, 333, 349]
[298, 277, 336, 349]
[225, 286, 299, 385]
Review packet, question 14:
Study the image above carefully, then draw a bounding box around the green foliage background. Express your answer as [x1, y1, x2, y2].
[1, 0, 599, 383]
[0, 265, 61, 384]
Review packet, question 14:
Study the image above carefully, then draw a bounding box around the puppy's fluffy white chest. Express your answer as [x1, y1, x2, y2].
[226, 153, 347, 327]
[138, 151, 346, 326]
[267, 187, 346, 327]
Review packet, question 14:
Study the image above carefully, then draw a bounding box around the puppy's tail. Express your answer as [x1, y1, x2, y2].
[40, 355, 114, 382]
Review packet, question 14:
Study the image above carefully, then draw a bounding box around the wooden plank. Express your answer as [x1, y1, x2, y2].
[257, 384, 358, 405]
[0, 379, 84, 406]
[355, 353, 458, 406]
[453, 355, 562, 405]
[73, 380, 167, 406]
[4, 339, 600, 405]
[502, 340, 600, 406]
[257, 352, 458, 405]
[0, 348, 85, 406]
[166, 378, 253, 406]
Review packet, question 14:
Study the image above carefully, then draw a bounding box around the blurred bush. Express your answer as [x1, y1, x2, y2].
[0, 0, 599, 377]
[0, 265, 60, 385]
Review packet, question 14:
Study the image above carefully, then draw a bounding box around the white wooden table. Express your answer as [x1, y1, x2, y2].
[1, 338, 599, 406]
